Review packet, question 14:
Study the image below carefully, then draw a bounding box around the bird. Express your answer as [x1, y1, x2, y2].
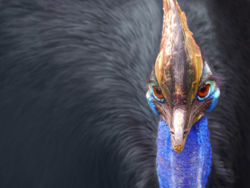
[146, 0, 220, 187]
[0, 0, 249, 188]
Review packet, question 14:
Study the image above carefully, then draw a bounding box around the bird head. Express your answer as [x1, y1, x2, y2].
[146, 0, 220, 153]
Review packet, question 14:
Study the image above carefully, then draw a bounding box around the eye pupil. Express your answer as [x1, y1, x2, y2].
[156, 88, 161, 94]
[200, 87, 206, 93]
[198, 84, 210, 98]
[153, 86, 164, 101]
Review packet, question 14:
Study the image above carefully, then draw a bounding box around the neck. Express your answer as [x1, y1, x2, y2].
[156, 117, 212, 188]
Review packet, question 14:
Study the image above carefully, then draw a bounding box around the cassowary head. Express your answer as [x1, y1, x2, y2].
[146, 0, 220, 153]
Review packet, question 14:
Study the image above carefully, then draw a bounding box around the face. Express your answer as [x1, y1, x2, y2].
[146, 0, 220, 153]
[147, 62, 220, 153]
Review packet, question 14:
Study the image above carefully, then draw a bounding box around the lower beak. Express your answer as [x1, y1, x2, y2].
[170, 108, 188, 153]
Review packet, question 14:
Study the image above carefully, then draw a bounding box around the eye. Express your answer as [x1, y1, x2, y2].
[198, 84, 210, 99]
[153, 86, 164, 102]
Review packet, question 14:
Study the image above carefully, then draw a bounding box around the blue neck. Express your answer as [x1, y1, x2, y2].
[156, 117, 212, 188]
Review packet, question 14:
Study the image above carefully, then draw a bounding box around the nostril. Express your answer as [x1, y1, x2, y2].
[170, 131, 174, 135]
[183, 131, 188, 138]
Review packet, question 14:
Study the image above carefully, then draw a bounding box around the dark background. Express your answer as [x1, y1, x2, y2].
[0, 0, 249, 187]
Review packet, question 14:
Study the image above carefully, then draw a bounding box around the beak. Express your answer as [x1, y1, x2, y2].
[170, 108, 188, 153]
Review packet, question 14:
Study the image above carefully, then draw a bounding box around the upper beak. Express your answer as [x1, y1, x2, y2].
[170, 108, 188, 153]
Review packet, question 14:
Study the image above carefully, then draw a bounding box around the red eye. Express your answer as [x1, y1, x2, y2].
[153, 86, 164, 100]
[198, 84, 210, 98]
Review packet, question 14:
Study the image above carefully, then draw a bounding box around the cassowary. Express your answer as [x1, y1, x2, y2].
[0, 0, 249, 188]
[146, 0, 220, 187]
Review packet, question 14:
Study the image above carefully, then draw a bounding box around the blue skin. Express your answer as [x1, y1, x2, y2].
[157, 117, 211, 188]
[147, 83, 220, 188]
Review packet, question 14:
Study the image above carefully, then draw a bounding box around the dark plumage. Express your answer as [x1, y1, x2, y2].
[0, 0, 249, 187]
[179, 0, 250, 187]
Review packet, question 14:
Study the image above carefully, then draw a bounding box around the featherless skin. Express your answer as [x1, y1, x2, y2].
[0, 0, 250, 187]
[146, 0, 220, 187]
[157, 117, 212, 187]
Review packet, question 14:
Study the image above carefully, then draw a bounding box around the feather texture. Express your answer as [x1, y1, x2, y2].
[0, 0, 249, 187]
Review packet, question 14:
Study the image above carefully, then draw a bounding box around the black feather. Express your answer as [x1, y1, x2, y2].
[179, 0, 250, 187]
[0, 0, 162, 187]
[0, 0, 249, 187]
